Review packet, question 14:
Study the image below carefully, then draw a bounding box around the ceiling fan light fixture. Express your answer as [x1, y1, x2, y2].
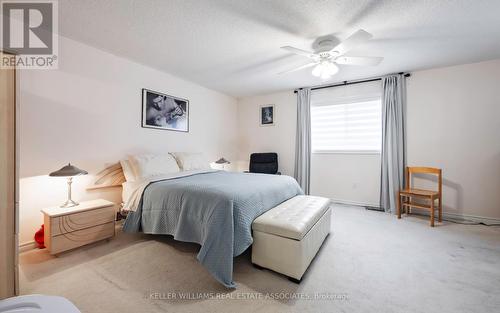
[320, 72, 332, 80]
[312, 61, 338, 79]
[325, 62, 339, 76]
[279, 29, 383, 78]
[312, 64, 323, 77]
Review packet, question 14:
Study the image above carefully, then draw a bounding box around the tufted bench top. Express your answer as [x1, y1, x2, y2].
[252, 195, 331, 240]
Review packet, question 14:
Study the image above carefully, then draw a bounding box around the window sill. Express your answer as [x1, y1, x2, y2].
[312, 150, 381, 155]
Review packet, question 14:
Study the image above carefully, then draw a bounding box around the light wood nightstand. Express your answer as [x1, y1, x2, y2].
[41, 199, 116, 255]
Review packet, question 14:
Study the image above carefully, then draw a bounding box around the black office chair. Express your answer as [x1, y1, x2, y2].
[248, 153, 281, 175]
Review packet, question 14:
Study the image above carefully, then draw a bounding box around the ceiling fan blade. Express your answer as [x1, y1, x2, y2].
[281, 46, 317, 59]
[330, 29, 373, 56]
[278, 62, 318, 75]
[335, 56, 383, 66]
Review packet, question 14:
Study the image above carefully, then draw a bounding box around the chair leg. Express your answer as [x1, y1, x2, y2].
[397, 193, 401, 219]
[438, 196, 442, 222]
[430, 197, 435, 227]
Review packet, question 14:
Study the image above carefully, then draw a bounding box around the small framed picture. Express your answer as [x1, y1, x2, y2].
[260, 104, 275, 126]
[142, 88, 189, 132]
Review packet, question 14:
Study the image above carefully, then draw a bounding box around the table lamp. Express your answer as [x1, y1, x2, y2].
[215, 157, 230, 170]
[49, 163, 88, 208]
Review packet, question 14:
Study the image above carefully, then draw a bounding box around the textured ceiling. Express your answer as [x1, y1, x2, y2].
[58, 0, 500, 97]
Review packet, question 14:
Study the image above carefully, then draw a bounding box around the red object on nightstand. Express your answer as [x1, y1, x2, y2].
[34, 224, 45, 249]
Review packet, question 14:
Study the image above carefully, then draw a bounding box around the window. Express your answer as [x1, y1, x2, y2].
[311, 82, 382, 153]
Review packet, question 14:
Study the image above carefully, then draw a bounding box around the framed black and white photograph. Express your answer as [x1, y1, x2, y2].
[260, 104, 275, 126]
[142, 88, 189, 132]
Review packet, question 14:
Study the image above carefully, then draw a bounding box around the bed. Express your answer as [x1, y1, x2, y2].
[118, 165, 303, 288]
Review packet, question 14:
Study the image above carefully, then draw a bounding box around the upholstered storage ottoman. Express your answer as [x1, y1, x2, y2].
[251, 195, 331, 282]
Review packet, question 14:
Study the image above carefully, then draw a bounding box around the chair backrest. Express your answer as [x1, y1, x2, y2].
[249, 153, 279, 174]
[406, 166, 442, 194]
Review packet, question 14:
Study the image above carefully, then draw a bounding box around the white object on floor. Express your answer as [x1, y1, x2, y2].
[0, 294, 80, 313]
[252, 195, 331, 280]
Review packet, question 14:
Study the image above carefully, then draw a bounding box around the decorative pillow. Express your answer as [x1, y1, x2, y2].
[128, 154, 180, 180]
[170, 152, 210, 171]
[120, 159, 136, 182]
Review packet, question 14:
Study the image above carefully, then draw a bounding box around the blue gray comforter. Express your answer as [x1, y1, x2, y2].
[122, 171, 303, 288]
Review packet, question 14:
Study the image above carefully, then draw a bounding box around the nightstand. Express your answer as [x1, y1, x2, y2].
[41, 199, 116, 255]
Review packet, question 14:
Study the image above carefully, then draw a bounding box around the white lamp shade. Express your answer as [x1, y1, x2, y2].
[325, 62, 339, 75]
[312, 64, 322, 77]
[312, 62, 339, 79]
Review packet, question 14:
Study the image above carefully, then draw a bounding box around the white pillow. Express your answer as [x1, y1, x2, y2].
[170, 152, 209, 171]
[120, 159, 136, 182]
[128, 154, 180, 180]
[121, 180, 143, 203]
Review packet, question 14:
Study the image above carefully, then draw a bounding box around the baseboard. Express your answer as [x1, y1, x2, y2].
[330, 198, 500, 225]
[19, 241, 37, 253]
[443, 212, 500, 224]
[409, 208, 500, 225]
[330, 198, 380, 209]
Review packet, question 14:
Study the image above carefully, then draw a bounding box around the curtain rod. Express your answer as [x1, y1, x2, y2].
[293, 72, 411, 93]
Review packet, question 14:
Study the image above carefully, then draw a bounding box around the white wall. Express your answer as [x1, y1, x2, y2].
[311, 153, 380, 206]
[237, 92, 296, 175]
[237, 58, 500, 219]
[19, 36, 238, 245]
[407, 59, 500, 220]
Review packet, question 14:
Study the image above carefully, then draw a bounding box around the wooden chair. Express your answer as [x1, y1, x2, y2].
[397, 167, 442, 227]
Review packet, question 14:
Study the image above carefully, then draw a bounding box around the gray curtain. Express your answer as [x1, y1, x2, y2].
[380, 74, 406, 213]
[294, 88, 311, 195]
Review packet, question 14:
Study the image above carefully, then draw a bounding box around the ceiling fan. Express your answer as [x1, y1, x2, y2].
[280, 29, 383, 79]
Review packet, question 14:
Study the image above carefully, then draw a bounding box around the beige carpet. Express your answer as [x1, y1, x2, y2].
[20, 205, 500, 313]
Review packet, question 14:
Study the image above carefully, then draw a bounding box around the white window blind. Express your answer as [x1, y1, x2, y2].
[311, 81, 382, 153]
